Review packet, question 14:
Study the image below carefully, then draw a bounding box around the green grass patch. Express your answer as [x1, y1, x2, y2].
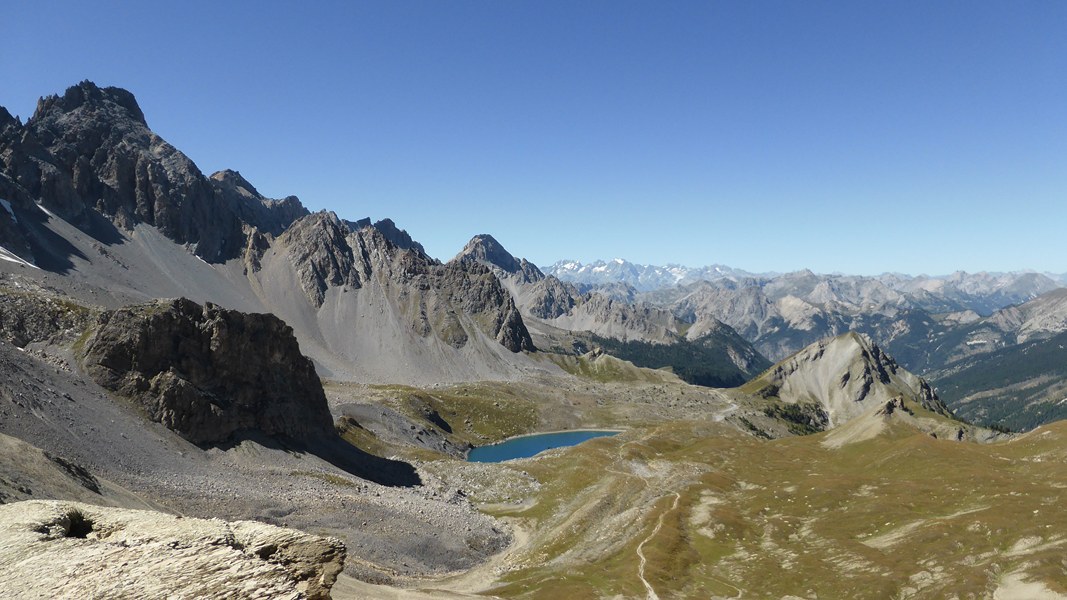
[480, 417, 1067, 598]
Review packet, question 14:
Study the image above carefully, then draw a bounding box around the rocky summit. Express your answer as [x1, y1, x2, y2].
[13, 81, 247, 261]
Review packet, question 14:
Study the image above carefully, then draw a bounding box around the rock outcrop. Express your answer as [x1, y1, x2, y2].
[277, 211, 363, 307]
[0, 500, 345, 600]
[273, 214, 534, 353]
[80, 298, 335, 445]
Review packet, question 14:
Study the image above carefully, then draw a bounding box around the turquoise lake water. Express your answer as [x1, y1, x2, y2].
[467, 430, 620, 463]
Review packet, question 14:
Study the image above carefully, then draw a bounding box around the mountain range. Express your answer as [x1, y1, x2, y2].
[2, 81, 1067, 598]
[549, 257, 1067, 426]
[546, 257, 1066, 299]
[5, 81, 1067, 429]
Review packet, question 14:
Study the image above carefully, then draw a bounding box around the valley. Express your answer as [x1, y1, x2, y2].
[2, 81, 1067, 599]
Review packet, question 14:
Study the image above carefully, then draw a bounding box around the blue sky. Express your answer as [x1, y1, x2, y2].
[3, 1, 1065, 275]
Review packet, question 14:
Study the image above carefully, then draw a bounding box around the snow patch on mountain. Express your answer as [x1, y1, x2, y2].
[0, 245, 37, 269]
[544, 259, 758, 291]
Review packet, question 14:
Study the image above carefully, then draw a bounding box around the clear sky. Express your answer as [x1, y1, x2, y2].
[2, 1, 1065, 275]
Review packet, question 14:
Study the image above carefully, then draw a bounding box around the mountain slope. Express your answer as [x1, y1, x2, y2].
[742, 332, 950, 426]
[0, 82, 540, 385]
[932, 329, 1067, 431]
[3, 81, 250, 263]
[550, 260, 1064, 374]
[453, 233, 771, 385]
[254, 215, 536, 382]
[468, 418, 1065, 598]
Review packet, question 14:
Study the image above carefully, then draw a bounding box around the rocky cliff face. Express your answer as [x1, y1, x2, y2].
[433, 260, 534, 352]
[0, 162, 37, 265]
[272, 215, 534, 354]
[371, 229, 534, 352]
[19, 81, 248, 261]
[0, 81, 316, 266]
[81, 298, 335, 445]
[277, 212, 363, 307]
[0, 500, 345, 600]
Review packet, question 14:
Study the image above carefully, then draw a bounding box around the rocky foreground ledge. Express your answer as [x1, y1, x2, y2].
[0, 500, 345, 599]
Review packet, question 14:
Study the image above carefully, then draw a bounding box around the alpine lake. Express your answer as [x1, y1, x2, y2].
[467, 430, 621, 463]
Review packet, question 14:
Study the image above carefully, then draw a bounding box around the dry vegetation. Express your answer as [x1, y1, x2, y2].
[337, 379, 1067, 599]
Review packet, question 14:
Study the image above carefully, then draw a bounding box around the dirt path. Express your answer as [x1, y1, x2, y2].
[636, 491, 681, 600]
[713, 401, 739, 422]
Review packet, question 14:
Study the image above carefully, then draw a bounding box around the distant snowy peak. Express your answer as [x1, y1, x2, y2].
[545, 259, 1064, 304]
[543, 259, 757, 292]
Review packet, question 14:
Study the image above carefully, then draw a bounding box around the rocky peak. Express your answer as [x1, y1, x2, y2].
[209, 169, 309, 236]
[210, 169, 261, 198]
[14, 81, 248, 262]
[456, 234, 522, 272]
[372, 218, 429, 258]
[454, 234, 544, 285]
[278, 212, 361, 306]
[33, 80, 147, 127]
[746, 332, 949, 426]
[0, 106, 18, 132]
[343, 217, 372, 230]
